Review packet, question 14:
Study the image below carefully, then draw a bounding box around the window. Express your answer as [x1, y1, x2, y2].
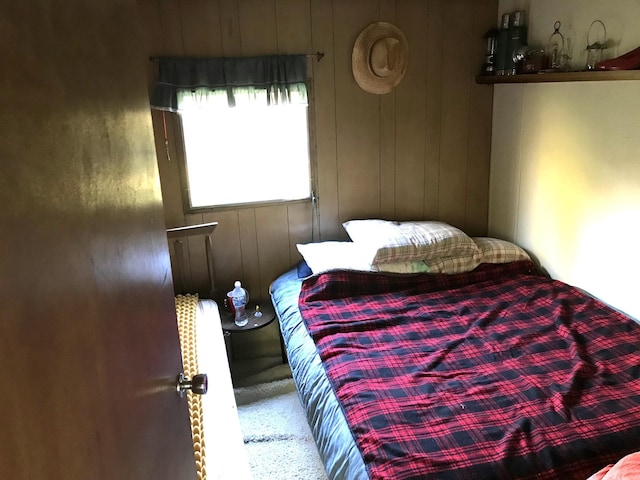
[149, 54, 311, 211]
[179, 96, 311, 209]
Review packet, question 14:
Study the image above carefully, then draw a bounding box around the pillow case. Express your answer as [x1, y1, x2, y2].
[426, 254, 482, 274]
[342, 219, 481, 269]
[296, 242, 372, 274]
[473, 237, 531, 264]
[296, 242, 430, 275]
[373, 261, 430, 274]
[296, 260, 313, 278]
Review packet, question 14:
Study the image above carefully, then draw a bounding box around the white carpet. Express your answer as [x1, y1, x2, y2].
[235, 378, 328, 480]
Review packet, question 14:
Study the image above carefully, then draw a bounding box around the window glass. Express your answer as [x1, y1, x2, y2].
[179, 102, 311, 209]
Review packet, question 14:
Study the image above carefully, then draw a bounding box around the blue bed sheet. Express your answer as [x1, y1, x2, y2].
[270, 268, 368, 480]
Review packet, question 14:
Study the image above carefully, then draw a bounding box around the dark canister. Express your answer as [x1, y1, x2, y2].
[507, 11, 528, 75]
[495, 13, 510, 75]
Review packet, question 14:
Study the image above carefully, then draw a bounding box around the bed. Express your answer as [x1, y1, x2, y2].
[269, 220, 640, 480]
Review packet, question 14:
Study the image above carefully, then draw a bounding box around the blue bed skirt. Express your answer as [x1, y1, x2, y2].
[270, 268, 368, 480]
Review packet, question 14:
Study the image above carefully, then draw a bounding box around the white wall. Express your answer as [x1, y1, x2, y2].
[490, 0, 640, 319]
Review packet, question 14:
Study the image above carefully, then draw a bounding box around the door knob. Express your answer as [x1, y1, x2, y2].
[176, 373, 208, 397]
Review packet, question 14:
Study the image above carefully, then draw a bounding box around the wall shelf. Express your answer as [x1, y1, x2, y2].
[476, 70, 640, 84]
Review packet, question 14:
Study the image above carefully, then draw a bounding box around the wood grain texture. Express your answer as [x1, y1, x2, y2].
[487, 84, 524, 242]
[185, 213, 210, 294]
[139, 0, 497, 359]
[378, 0, 397, 219]
[238, 0, 278, 55]
[153, 113, 185, 228]
[286, 201, 314, 264]
[395, 0, 428, 220]
[310, 0, 339, 240]
[204, 209, 243, 298]
[180, 0, 224, 55]
[137, 0, 164, 91]
[438, 0, 474, 230]
[334, 1, 380, 229]
[255, 205, 291, 299]
[465, 0, 496, 236]
[1, 1, 196, 477]
[219, 0, 243, 56]
[237, 208, 261, 297]
[159, 0, 185, 55]
[275, 0, 313, 53]
[424, 0, 444, 219]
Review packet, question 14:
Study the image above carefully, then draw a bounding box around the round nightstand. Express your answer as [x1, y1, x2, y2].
[220, 303, 286, 363]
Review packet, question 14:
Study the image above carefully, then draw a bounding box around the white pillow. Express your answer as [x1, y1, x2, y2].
[296, 242, 431, 275]
[473, 237, 531, 264]
[296, 242, 372, 274]
[342, 219, 481, 266]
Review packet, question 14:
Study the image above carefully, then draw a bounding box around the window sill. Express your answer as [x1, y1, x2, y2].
[185, 196, 313, 215]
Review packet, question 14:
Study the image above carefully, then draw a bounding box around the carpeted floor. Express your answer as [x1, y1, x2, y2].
[235, 374, 328, 480]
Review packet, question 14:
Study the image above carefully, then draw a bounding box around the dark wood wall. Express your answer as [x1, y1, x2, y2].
[137, 0, 497, 357]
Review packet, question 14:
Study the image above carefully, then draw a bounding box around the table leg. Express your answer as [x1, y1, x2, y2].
[223, 330, 233, 372]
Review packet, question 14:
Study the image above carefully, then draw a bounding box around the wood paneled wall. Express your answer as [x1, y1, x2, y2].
[137, 0, 497, 357]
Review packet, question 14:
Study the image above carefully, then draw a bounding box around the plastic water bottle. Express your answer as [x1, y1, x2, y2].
[230, 281, 248, 327]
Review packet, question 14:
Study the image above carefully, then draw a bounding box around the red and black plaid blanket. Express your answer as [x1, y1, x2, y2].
[299, 261, 640, 480]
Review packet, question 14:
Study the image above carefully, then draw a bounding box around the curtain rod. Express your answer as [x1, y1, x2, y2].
[149, 52, 325, 62]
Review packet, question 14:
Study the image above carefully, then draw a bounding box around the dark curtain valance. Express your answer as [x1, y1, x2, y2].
[150, 54, 307, 111]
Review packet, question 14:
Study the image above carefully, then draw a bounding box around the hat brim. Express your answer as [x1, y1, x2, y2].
[352, 22, 409, 95]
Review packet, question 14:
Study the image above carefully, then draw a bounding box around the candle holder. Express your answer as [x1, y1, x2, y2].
[547, 21, 571, 71]
[585, 20, 608, 71]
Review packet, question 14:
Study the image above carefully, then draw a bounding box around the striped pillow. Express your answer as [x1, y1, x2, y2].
[426, 253, 482, 274]
[342, 220, 481, 268]
[473, 237, 531, 264]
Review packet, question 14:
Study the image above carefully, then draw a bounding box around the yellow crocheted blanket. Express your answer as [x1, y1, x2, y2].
[175, 294, 206, 480]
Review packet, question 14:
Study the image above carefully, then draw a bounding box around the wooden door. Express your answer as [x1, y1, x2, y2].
[0, 1, 196, 478]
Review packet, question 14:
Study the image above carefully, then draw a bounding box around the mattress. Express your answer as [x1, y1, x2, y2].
[270, 268, 368, 480]
[270, 261, 640, 480]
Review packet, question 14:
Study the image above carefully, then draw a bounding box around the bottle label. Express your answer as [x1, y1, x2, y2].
[232, 295, 246, 308]
[232, 293, 247, 323]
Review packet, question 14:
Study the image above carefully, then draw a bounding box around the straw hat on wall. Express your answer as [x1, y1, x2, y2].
[352, 22, 409, 95]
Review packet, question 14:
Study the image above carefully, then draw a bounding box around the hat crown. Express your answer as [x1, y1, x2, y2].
[352, 22, 408, 95]
[370, 38, 401, 77]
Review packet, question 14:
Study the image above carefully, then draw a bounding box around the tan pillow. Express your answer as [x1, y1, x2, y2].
[342, 220, 480, 267]
[473, 237, 531, 264]
[426, 254, 482, 274]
